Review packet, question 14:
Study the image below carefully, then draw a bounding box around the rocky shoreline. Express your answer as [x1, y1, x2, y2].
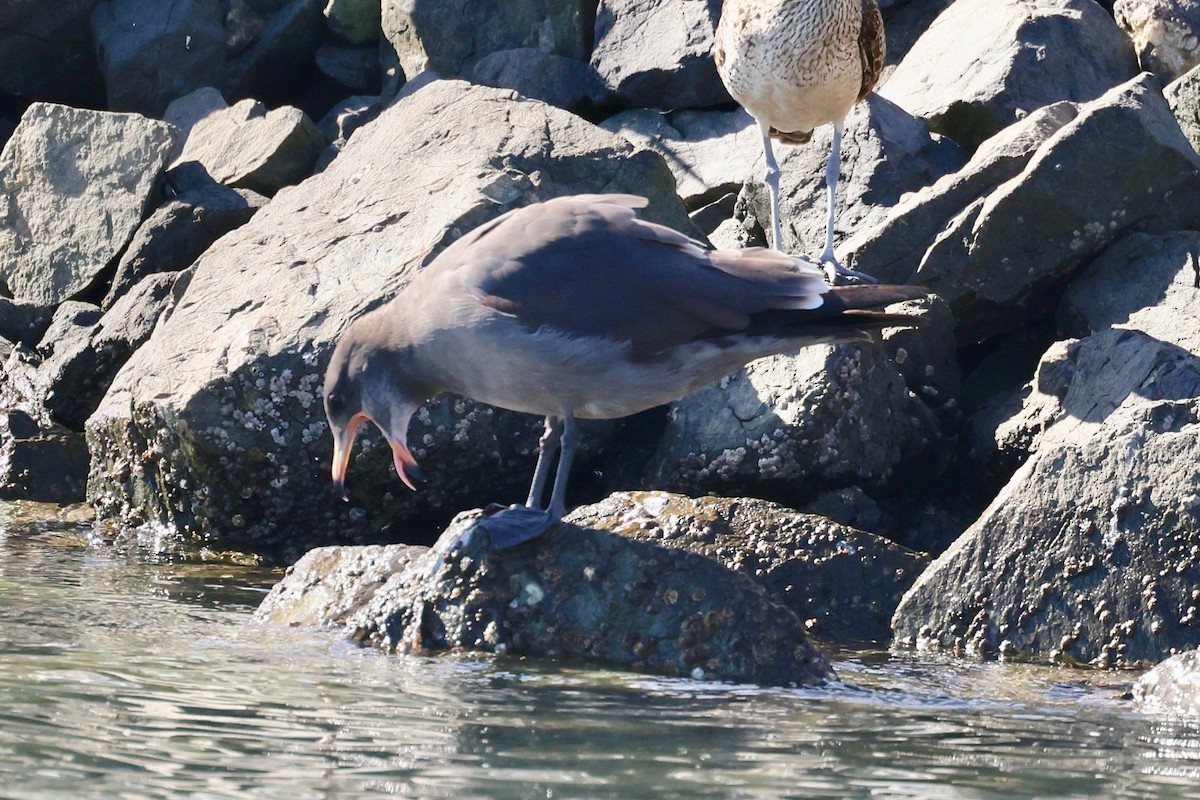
[3, 0, 1200, 692]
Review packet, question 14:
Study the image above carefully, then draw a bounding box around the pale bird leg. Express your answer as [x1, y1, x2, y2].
[759, 119, 784, 251]
[820, 120, 877, 285]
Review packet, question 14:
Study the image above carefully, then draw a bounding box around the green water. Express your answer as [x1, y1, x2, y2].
[2, 504, 1199, 799]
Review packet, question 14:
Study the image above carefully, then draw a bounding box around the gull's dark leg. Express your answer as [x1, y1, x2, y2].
[545, 413, 578, 521]
[476, 412, 573, 550]
[526, 415, 563, 509]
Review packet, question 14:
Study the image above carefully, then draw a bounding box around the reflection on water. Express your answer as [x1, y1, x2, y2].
[2, 505, 1200, 799]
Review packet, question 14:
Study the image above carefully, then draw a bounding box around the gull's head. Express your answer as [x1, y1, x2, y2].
[323, 316, 428, 499]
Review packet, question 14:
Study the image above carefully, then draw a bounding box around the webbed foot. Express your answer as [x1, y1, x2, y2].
[822, 257, 878, 286]
[476, 503, 560, 549]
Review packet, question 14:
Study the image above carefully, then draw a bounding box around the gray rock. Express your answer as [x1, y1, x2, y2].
[567, 491, 929, 644]
[382, 0, 592, 79]
[881, 0, 955, 67]
[163, 87, 228, 155]
[171, 96, 325, 196]
[222, 0, 276, 57]
[891, 75, 1200, 345]
[344, 509, 833, 686]
[0, 103, 177, 305]
[1115, 0, 1200, 84]
[601, 107, 764, 207]
[91, 0, 226, 116]
[466, 49, 609, 115]
[43, 274, 180, 431]
[879, 0, 1138, 150]
[0, 0, 105, 107]
[85, 79, 691, 563]
[1166, 64, 1200, 155]
[315, 94, 385, 145]
[225, 0, 326, 103]
[740, 94, 965, 258]
[255, 543, 428, 627]
[894, 329, 1200, 666]
[0, 298, 54, 348]
[103, 179, 266, 310]
[842, 101, 1080, 284]
[1135, 648, 1200, 715]
[591, 0, 729, 110]
[645, 325, 939, 502]
[0, 409, 89, 503]
[36, 302, 103, 360]
[1061, 232, 1200, 354]
[315, 40, 381, 94]
[323, 0, 382, 45]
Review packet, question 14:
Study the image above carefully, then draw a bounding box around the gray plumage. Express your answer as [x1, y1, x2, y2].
[323, 194, 923, 547]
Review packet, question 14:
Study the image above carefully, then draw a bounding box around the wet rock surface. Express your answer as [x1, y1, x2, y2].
[0, 410, 89, 503]
[345, 509, 834, 686]
[566, 492, 929, 644]
[1135, 648, 1200, 715]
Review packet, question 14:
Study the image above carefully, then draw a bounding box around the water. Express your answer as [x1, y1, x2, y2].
[2, 505, 1200, 799]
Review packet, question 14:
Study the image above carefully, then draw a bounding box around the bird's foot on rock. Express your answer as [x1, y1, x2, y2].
[821, 257, 878, 286]
[476, 503, 560, 549]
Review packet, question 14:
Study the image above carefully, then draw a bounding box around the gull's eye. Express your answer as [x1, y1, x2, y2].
[326, 392, 346, 415]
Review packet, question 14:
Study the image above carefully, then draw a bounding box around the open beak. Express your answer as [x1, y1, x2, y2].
[330, 411, 424, 498]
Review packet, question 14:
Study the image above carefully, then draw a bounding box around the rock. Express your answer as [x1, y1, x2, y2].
[0, 103, 177, 305]
[1060, 232, 1200, 354]
[0, 409, 89, 503]
[645, 324, 939, 504]
[254, 543, 428, 627]
[878, 75, 1200, 346]
[466, 49, 609, 116]
[163, 87, 228, 153]
[382, 0, 592, 79]
[323, 0, 381, 45]
[842, 101, 1080, 284]
[591, 0, 729, 110]
[0, 0, 105, 107]
[566, 491, 929, 644]
[224, 0, 326, 106]
[91, 0, 226, 116]
[1115, 0, 1200, 84]
[315, 40, 381, 94]
[85, 79, 691, 563]
[1166, 64, 1200, 155]
[315, 94, 385, 145]
[894, 328, 1200, 666]
[879, 0, 1138, 150]
[102, 176, 266, 310]
[345, 509, 834, 686]
[223, 0, 277, 56]
[170, 95, 325, 196]
[601, 108, 764, 207]
[41, 274, 181, 431]
[739, 94, 965, 258]
[0, 298, 54, 349]
[881, 0, 955, 67]
[1135, 649, 1200, 715]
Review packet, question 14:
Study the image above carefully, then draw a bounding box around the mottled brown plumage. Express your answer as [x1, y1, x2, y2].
[714, 0, 886, 280]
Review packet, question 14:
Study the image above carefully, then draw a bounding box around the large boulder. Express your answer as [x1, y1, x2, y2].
[1060, 231, 1200, 354]
[466, 49, 609, 116]
[86, 79, 690, 564]
[740, 94, 965, 258]
[1166, 64, 1200, 155]
[566, 491, 929, 644]
[0, 409, 89, 503]
[644, 313, 941, 504]
[223, 0, 326, 107]
[1115, 0, 1200, 84]
[167, 92, 325, 196]
[879, 0, 1138, 150]
[102, 175, 266, 310]
[0, 0, 105, 107]
[590, 0, 729, 110]
[91, 0, 226, 117]
[343, 509, 833, 685]
[0, 103, 177, 305]
[600, 108, 764, 207]
[894, 328, 1200, 667]
[382, 0, 592, 79]
[863, 75, 1200, 345]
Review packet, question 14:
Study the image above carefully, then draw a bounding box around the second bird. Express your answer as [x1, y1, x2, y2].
[714, 0, 885, 283]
